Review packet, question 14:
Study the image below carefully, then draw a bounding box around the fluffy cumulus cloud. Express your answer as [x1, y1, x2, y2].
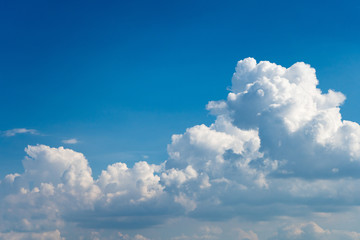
[164, 58, 360, 221]
[2, 58, 360, 239]
[0, 145, 167, 238]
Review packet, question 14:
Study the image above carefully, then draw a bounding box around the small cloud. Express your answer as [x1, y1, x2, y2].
[3, 128, 38, 137]
[142, 155, 149, 159]
[62, 138, 78, 144]
[237, 228, 258, 240]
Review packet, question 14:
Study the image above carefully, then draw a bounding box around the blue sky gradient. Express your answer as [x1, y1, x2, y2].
[1, 1, 360, 239]
[2, 0, 360, 176]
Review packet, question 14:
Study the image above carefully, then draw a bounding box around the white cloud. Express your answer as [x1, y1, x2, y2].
[0, 144, 170, 235]
[3, 128, 38, 137]
[2, 58, 360, 238]
[62, 138, 78, 144]
[161, 165, 198, 187]
[163, 58, 360, 229]
[97, 161, 164, 203]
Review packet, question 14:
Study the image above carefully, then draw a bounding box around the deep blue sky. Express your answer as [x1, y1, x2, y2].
[1, 0, 360, 177]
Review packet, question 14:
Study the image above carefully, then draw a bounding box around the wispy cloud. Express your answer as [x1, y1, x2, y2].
[62, 138, 78, 144]
[2, 128, 38, 137]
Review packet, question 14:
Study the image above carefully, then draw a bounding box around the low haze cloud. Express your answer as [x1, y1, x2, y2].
[269, 222, 360, 240]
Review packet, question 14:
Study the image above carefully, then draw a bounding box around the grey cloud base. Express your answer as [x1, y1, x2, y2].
[2, 58, 360, 239]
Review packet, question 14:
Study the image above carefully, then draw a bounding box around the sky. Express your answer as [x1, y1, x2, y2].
[1, 0, 360, 239]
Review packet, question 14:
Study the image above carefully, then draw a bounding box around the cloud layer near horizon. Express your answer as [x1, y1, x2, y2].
[2, 58, 360, 239]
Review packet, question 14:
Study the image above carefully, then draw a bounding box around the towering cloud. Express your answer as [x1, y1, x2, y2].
[2, 58, 360, 239]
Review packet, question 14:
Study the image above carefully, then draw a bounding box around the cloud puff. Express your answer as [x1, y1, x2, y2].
[2, 58, 360, 238]
[237, 229, 259, 240]
[61, 138, 78, 144]
[2, 128, 38, 137]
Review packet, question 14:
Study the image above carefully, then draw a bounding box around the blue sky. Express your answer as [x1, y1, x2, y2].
[1, 0, 360, 176]
[1, 0, 360, 239]
[1, 0, 360, 172]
